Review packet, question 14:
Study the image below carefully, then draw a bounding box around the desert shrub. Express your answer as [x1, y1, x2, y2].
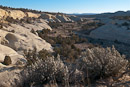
[51, 34, 86, 45]
[112, 16, 130, 21]
[41, 29, 51, 34]
[114, 39, 121, 44]
[37, 29, 86, 62]
[3, 56, 12, 65]
[122, 22, 129, 26]
[20, 17, 37, 24]
[54, 44, 81, 62]
[76, 46, 128, 82]
[0, 5, 42, 13]
[10, 30, 15, 33]
[5, 16, 21, 23]
[31, 29, 37, 35]
[37, 29, 51, 35]
[37, 29, 87, 45]
[127, 27, 130, 30]
[22, 55, 69, 87]
[24, 48, 52, 66]
[0, 23, 4, 29]
[48, 22, 62, 28]
[38, 49, 52, 59]
[82, 22, 104, 30]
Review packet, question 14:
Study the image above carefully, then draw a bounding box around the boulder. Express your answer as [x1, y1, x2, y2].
[56, 14, 73, 22]
[41, 13, 61, 22]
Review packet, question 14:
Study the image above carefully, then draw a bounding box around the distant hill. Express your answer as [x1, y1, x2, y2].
[68, 13, 97, 16]
[77, 11, 130, 18]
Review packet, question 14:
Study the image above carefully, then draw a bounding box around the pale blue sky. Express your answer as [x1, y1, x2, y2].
[0, 0, 129, 13]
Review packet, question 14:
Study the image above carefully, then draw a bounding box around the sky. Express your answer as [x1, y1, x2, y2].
[0, 0, 130, 13]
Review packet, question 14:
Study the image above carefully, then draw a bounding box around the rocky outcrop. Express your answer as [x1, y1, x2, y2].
[69, 15, 83, 21]
[0, 44, 25, 64]
[0, 7, 82, 23]
[5, 31, 52, 52]
[89, 20, 130, 44]
[21, 19, 52, 30]
[0, 68, 22, 87]
[7, 10, 26, 19]
[0, 22, 53, 67]
[41, 13, 61, 22]
[41, 13, 83, 22]
[1, 24, 53, 52]
[26, 12, 41, 18]
[56, 14, 72, 22]
[0, 9, 41, 20]
[0, 9, 8, 19]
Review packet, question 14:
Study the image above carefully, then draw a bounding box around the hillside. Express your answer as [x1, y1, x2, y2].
[0, 6, 85, 87]
[78, 11, 130, 45]
[0, 6, 129, 87]
[77, 11, 130, 18]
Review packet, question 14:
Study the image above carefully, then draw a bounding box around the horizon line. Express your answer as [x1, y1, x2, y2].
[0, 5, 130, 14]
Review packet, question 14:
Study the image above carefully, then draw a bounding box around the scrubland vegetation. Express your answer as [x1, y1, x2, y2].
[0, 6, 129, 86]
[82, 22, 104, 30]
[37, 29, 87, 62]
[19, 22, 130, 87]
[21, 45, 129, 87]
[112, 16, 130, 21]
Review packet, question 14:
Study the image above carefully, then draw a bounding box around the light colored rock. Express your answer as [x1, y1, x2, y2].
[5, 32, 52, 52]
[3, 24, 53, 53]
[89, 20, 130, 44]
[0, 9, 41, 20]
[26, 12, 41, 18]
[41, 13, 54, 19]
[41, 13, 83, 22]
[7, 10, 26, 19]
[0, 68, 22, 87]
[23, 19, 52, 31]
[69, 15, 83, 21]
[0, 9, 8, 19]
[41, 13, 61, 22]
[0, 26, 52, 63]
[0, 8, 81, 23]
[56, 14, 73, 22]
[0, 44, 24, 64]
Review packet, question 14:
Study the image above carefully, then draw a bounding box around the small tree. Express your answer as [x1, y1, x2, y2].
[3, 56, 12, 65]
